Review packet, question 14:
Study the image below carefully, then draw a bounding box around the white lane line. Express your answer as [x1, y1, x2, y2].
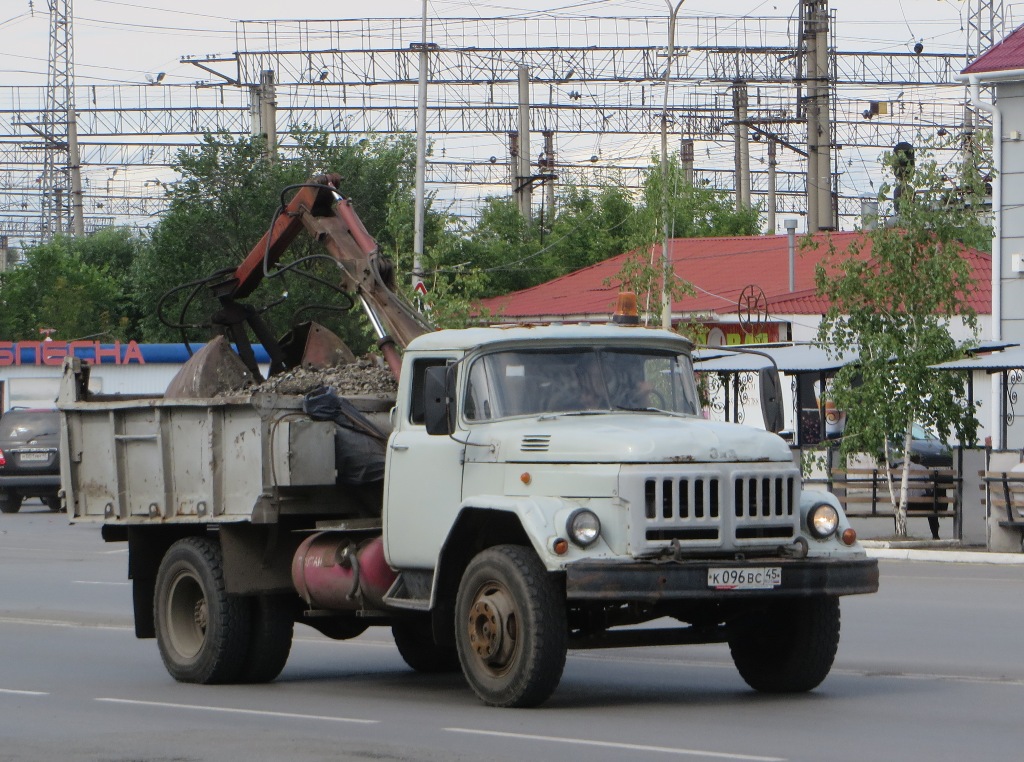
[445, 728, 786, 761]
[0, 688, 48, 696]
[0, 616, 131, 631]
[72, 580, 131, 586]
[95, 697, 378, 724]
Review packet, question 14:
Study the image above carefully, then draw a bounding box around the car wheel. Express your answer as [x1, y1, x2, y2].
[43, 496, 62, 512]
[455, 545, 567, 707]
[0, 493, 23, 514]
[154, 536, 251, 684]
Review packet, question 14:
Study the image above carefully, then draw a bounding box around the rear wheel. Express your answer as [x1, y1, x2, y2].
[455, 545, 567, 707]
[154, 536, 251, 684]
[237, 595, 294, 684]
[392, 616, 460, 673]
[0, 493, 22, 514]
[43, 496, 61, 512]
[728, 596, 840, 693]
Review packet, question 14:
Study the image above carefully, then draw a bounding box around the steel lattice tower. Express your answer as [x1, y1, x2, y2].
[968, 0, 1004, 61]
[41, 0, 74, 239]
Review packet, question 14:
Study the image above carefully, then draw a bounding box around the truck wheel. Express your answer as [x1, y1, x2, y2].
[392, 616, 460, 673]
[455, 545, 567, 707]
[43, 496, 61, 513]
[0, 493, 22, 514]
[728, 596, 840, 693]
[237, 595, 294, 684]
[154, 536, 251, 684]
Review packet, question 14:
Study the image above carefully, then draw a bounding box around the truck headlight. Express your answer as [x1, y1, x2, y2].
[807, 503, 840, 540]
[567, 508, 601, 548]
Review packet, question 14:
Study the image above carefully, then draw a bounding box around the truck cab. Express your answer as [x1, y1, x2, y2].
[380, 324, 876, 706]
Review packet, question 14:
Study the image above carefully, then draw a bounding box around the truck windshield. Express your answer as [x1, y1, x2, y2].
[464, 347, 701, 420]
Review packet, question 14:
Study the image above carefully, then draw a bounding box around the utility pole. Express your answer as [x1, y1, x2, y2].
[42, 0, 81, 238]
[541, 130, 556, 221]
[680, 138, 694, 186]
[412, 0, 430, 292]
[802, 0, 833, 232]
[767, 139, 777, 232]
[249, 70, 277, 159]
[732, 80, 750, 210]
[661, 0, 686, 331]
[515, 65, 533, 220]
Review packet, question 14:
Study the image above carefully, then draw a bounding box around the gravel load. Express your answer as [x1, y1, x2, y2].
[247, 356, 397, 396]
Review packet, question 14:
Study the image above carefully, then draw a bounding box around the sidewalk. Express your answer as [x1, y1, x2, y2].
[860, 539, 1024, 565]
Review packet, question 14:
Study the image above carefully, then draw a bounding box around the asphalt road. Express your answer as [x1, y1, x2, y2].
[2, 502, 1023, 762]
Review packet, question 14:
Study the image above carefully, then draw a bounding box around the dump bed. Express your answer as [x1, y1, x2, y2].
[57, 358, 392, 525]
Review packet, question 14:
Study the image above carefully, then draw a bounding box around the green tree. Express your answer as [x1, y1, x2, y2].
[0, 232, 131, 341]
[814, 143, 987, 536]
[135, 129, 424, 351]
[629, 155, 762, 248]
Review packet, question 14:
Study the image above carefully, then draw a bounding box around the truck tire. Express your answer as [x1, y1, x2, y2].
[392, 616, 460, 673]
[0, 493, 22, 514]
[728, 596, 840, 693]
[237, 595, 294, 684]
[154, 536, 252, 684]
[455, 545, 567, 707]
[43, 496, 61, 513]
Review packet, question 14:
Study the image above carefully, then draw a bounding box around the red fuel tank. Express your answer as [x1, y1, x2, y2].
[291, 533, 397, 610]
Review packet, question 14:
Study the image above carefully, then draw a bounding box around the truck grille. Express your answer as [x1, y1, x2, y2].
[622, 465, 800, 554]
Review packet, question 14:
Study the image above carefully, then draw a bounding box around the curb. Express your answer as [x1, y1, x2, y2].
[863, 546, 1024, 565]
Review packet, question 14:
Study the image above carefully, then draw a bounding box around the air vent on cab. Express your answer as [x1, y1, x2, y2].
[520, 435, 551, 452]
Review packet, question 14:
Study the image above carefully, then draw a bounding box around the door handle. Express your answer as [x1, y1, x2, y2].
[391, 444, 410, 451]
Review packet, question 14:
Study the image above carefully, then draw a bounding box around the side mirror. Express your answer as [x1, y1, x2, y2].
[424, 365, 456, 435]
[759, 367, 785, 433]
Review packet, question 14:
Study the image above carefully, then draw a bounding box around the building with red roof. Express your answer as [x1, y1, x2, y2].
[480, 231, 991, 346]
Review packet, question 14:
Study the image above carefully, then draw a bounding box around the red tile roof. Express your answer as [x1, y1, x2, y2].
[479, 232, 991, 321]
[963, 24, 1024, 75]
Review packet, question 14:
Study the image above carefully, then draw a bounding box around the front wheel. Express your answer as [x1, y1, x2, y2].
[728, 596, 840, 693]
[455, 545, 567, 707]
[154, 536, 252, 684]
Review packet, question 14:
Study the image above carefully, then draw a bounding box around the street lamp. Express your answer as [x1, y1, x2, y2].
[661, 0, 686, 331]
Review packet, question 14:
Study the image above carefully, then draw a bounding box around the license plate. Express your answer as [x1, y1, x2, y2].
[18, 452, 49, 463]
[708, 566, 782, 590]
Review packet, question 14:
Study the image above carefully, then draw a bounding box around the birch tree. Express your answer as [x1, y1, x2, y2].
[814, 141, 988, 536]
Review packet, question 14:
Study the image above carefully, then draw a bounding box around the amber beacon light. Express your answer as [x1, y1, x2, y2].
[612, 291, 640, 324]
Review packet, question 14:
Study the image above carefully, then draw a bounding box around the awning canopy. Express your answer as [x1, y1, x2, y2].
[931, 344, 1024, 372]
[694, 343, 858, 374]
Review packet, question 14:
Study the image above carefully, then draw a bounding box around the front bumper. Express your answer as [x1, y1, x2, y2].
[566, 556, 879, 602]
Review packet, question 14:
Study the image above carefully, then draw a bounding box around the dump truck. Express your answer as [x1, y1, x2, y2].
[58, 176, 878, 707]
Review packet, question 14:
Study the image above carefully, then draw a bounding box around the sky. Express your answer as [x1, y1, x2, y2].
[0, 0, 1010, 234]
[2, 0, 988, 92]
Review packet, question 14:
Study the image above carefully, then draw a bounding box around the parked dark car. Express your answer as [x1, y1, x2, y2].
[0, 408, 61, 513]
[891, 423, 954, 469]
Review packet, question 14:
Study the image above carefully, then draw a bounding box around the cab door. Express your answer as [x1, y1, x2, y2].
[384, 356, 465, 569]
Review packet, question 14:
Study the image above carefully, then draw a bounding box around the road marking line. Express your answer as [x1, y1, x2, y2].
[0, 616, 131, 631]
[72, 580, 131, 586]
[445, 728, 786, 761]
[95, 697, 378, 724]
[0, 688, 48, 696]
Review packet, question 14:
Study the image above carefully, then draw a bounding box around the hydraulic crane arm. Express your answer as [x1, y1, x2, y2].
[215, 174, 432, 378]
